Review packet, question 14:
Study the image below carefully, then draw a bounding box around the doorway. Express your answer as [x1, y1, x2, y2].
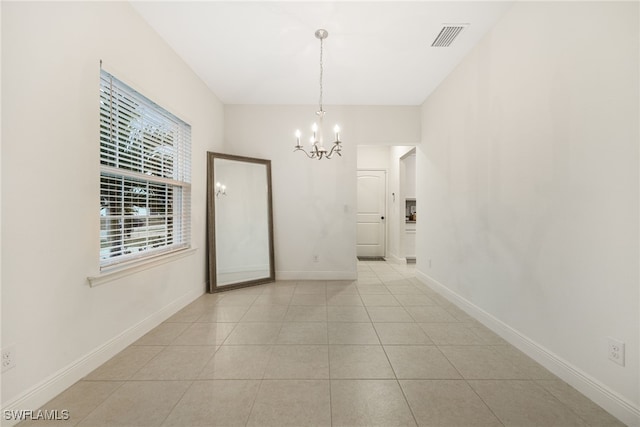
[400, 149, 417, 263]
[356, 170, 386, 258]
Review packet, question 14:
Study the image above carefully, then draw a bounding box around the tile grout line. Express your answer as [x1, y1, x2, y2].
[72, 380, 127, 427]
[244, 280, 298, 427]
[157, 380, 196, 427]
[83, 261, 619, 425]
[375, 268, 421, 427]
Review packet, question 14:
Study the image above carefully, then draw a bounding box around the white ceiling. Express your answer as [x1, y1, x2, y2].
[131, 1, 513, 106]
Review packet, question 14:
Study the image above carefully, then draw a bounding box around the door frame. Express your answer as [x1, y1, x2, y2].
[356, 168, 388, 258]
[399, 148, 417, 261]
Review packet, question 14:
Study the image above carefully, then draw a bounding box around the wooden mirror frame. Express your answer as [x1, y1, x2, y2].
[206, 152, 275, 293]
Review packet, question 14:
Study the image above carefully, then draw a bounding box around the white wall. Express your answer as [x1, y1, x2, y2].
[357, 145, 390, 170]
[417, 2, 639, 424]
[224, 105, 420, 279]
[402, 154, 416, 200]
[1, 1, 224, 411]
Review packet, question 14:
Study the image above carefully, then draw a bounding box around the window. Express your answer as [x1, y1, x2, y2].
[99, 70, 191, 270]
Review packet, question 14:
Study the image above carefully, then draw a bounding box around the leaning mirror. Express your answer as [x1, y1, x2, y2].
[207, 152, 275, 292]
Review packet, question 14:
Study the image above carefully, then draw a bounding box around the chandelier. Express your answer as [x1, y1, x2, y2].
[294, 29, 342, 160]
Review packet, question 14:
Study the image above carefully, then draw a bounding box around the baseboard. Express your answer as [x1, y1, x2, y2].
[0, 285, 204, 427]
[276, 270, 358, 281]
[385, 253, 404, 264]
[415, 270, 640, 427]
[386, 253, 415, 265]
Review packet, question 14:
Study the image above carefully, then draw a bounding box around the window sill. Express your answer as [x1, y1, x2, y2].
[87, 247, 197, 287]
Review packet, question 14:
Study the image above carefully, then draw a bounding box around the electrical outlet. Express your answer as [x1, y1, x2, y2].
[2, 345, 16, 373]
[607, 337, 625, 366]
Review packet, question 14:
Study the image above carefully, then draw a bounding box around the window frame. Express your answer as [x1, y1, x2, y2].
[98, 70, 192, 271]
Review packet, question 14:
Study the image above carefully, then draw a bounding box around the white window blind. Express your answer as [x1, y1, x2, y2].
[99, 70, 191, 270]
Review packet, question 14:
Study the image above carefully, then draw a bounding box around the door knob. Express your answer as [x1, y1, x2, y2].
[381, 216, 385, 220]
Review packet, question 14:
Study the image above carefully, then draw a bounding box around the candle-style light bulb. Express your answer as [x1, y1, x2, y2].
[216, 182, 221, 188]
[295, 129, 301, 147]
[334, 125, 340, 141]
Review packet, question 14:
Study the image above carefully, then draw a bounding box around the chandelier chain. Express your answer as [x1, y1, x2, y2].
[319, 36, 324, 112]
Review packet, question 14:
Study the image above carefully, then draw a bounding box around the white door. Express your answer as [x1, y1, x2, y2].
[357, 170, 386, 257]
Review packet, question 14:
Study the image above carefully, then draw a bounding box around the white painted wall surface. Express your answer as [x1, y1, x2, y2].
[417, 2, 639, 423]
[403, 154, 416, 199]
[2, 1, 223, 411]
[224, 106, 420, 279]
[357, 146, 390, 170]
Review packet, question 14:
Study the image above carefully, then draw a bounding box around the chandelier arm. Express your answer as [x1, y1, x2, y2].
[293, 147, 316, 159]
[325, 142, 342, 159]
[325, 149, 333, 159]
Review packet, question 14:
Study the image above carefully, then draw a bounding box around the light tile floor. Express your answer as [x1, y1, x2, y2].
[19, 260, 626, 426]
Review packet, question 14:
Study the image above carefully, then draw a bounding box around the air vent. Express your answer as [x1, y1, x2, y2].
[431, 24, 469, 47]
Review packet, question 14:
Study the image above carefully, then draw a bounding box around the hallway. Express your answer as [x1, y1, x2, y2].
[20, 260, 624, 426]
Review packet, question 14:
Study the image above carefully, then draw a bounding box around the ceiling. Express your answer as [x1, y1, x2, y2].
[131, 1, 513, 106]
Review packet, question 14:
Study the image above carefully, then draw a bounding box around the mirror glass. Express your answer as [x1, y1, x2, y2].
[207, 152, 275, 292]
